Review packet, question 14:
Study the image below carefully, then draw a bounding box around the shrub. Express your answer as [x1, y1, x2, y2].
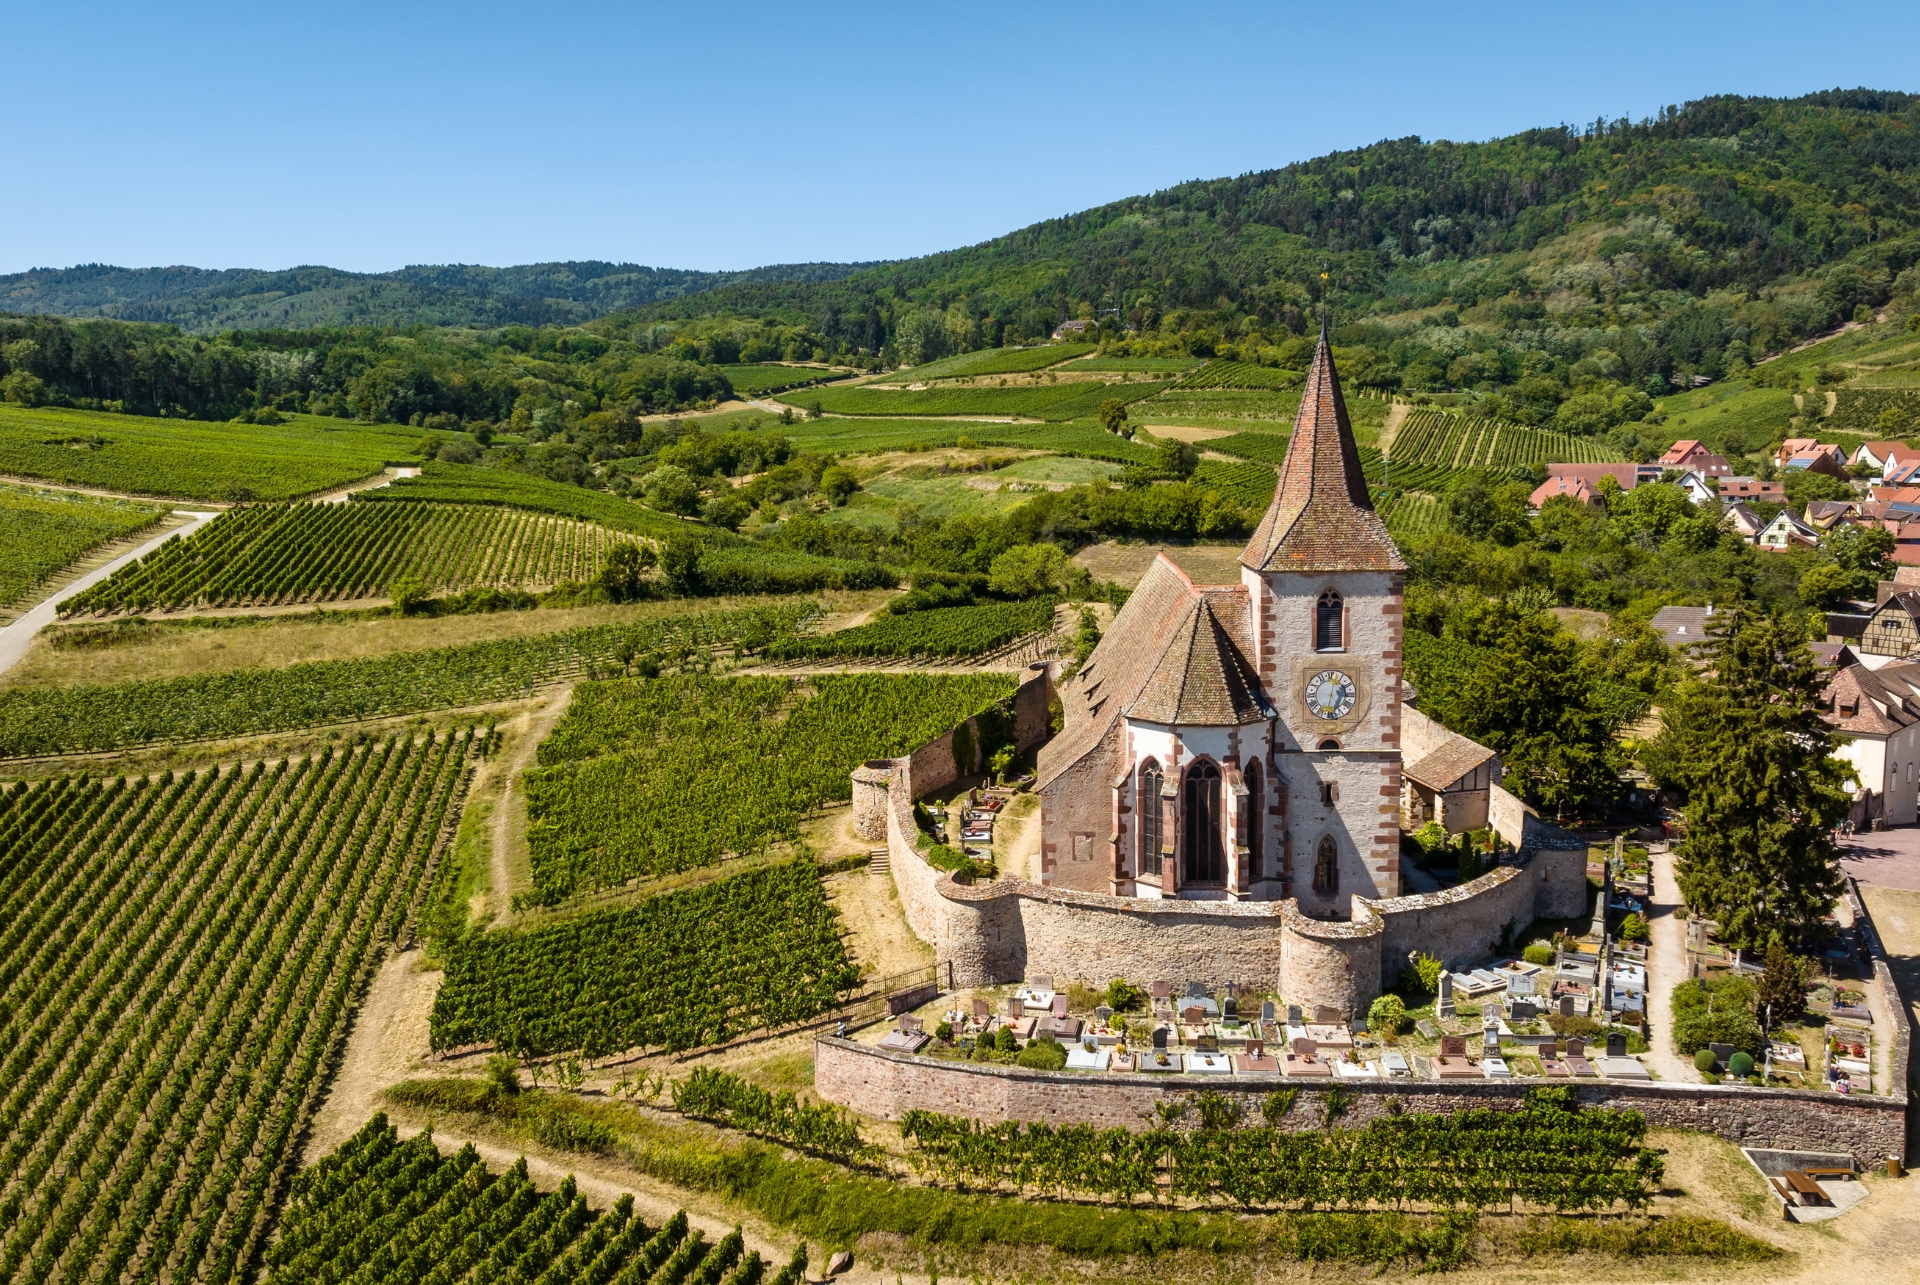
[1399, 952, 1444, 995]
[1728, 1051, 1755, 1078]
[1756, 950, 1809, 1022]
[1671, 976, 1763, 1057]
[1105, 978, 1143, 1011]
[1016, 1037, 1068, 1070]
[1412, 820, 1449, 858]
[1694, 1048, 1719, 1073]
[994, 1026, 1018, 1053]
[1368, 994, 1407, 1040]
[935, 1022, 954, 1043]
[1523, 942, 1554, 966]
[1618, 913, 1649, 942]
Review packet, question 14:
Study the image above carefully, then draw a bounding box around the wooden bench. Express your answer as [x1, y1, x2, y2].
[1782, 1170, 1829, 1205]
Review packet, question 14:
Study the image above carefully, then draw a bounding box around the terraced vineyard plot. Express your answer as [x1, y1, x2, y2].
[1387, 409, 1621, 470]
[0, 603, 813, 759]
[0, 404, 425, 501]
[1189, 459, 1277, 510]
[273, 1118, 783, 1285]
[524, 672, 1017, 903]
[767, 599, 1057, 660]
[0, 730, 478, 1284]
[1378, 492, 1443, 539]
[890, 343, 1095, 381]
[355, 461, 716, 540]
[713, 363, 848, 395]
[0, 484, 162, 607]
[1173, 360, 1305, 390]
[65, 502, 638, 612]
[434, 857, 858, 1055]
[775, 380, 1165, 422]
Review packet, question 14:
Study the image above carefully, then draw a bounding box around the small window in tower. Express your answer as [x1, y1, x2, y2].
[1316, 589, 1344, 652]
[1318, 738, 1342, 751]
[1319, 782, 1338, 805]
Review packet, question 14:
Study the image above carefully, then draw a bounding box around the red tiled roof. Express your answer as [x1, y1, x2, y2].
[1128, 597, 1267, 726]
[1240, 332, 1402, 574]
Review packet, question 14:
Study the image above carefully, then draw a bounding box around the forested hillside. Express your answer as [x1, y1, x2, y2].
[0, 259, 873, 332]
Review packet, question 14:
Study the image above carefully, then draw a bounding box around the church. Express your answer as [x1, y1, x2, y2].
[1036, 331, 1458, 914]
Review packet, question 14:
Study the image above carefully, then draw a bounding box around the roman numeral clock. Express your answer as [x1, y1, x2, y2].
[1305, 669, 1358, 721]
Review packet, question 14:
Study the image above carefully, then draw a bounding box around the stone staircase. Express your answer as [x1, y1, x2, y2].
[868, 849, 890, 875]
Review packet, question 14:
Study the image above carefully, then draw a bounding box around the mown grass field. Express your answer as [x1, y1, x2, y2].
[0, 404, 434, 501]
[0, 483, 163, 606]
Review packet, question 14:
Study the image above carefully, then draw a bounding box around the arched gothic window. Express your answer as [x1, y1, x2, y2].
[1184, 761, 1224, 884]
[1316, 589, 1344, 652]
[1244, 759, 1263, 880]
[1138, 760, 1164, 878]
[1312, 834, 1339, 895]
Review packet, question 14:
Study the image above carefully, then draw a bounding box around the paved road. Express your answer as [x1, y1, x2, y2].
[0, 510, 219, 676]
[1838, 827, 1920, 892]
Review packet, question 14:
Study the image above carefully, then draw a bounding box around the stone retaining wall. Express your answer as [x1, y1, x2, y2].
[815, 1035, 1907, 1165]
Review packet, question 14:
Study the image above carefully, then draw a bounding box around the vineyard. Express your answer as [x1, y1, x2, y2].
[889, 343, 1096, 381]
[524, 672, 1016, 903]
[714, 363, 849, 395]
[1173, 360, 1306, 390]
[0, 603, 813, 759]
[271, 1116, 803, 1285]
[774, 380, 1167, 422]
[672, 1068, 864, 1161]
[0, 483, 162, 607]
[64, 501, 638, 612]
[0, 729, 478, 1284]
[901, 1089, 1662, 1212]
[1377, 491, 1443, 539]
[1188, 458, 1277, 511]
[355, 460, 716, 540]
[1387, 409, 1621, 470]
[0, 403, 425, 501]
[432, 857, 858, 1056]
[766, 599, 1056, 660]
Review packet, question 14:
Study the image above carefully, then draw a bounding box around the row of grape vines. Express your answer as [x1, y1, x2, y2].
[1187, 458, 1278, 510]
[1172, 361, 1305, 390]
[0, 730, 478, 1284]
[523, 672, 1016, 904]
[1376, 492, 1442, 539]
[1388, 409, 1621, 470]
[432, 857, 858, 1057]
[0, 603, 813, 759]
[65, 502, 638, 613]
[271, 1115, 807, 1285]
[766, 599, 1056, 660]
[900, 1090, 1662, 1212]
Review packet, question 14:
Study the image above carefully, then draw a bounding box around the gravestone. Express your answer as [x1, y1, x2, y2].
[1007, 997, 1025, 1018]
[1314, 1004, 1343, 1023]
[1151, 980, 1172, 1000]
[1248, 1041, 1265, 1059]
[1483, 1026, 1501, 1053]
[1180, 1005, 1205, 1025]
[1415, 1018, 1439, 1040]
[1223, 996, 1239, 1021]
[1152, 1027, 1168, 1050]
[1051, 995, 1068, 1018]
[1558, 994, 1575, 1017]
[1509, 972, 1536, 997]
[1436, 971, 1455, 1018]
[1565, 1037, 1585, 1058]
[1094, 1005, 1112, 1025]
[1537, 1039, 1558, 1059]
[1440, 1035, 1467, 1057]
[1287, 1004, 1304, 1024]
[972, 998, 989, 1022]
[1261, 1001, 1277, 1023]
[1510, 998, 1538, 1021]
[1030, 974, 1053, 992]
[1186, 981, 1208, 998]
[1709, 1041, 1735, 1066]
[1292, 1037, 1318, 1056]
[1606, 1032, 1626, 1057]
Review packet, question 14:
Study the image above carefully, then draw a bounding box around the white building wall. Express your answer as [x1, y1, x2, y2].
[1117, 718, 1277, 901]
[1837, 726, 1920, 825]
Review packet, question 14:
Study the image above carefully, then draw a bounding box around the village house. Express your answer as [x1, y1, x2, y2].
[1658, 439, 1732, 476]
[1720, 501, 1766, 542]
[1853, 440, 1917, 474]
[1757, 509, 1821, 550]
[1400, 705, 1502, 834]
[1543, 461, 1663, 489]
[1527, 474, 1601, 510]
[1823, 660, 1920, 826]
[1805, 499, 1860, 531]
[1782, 444, 1850, 480]
[1718, 475, 1783, 501]
[1649, 604, 1719, 658]
[1673, 471, 1717, 506]
[1857, 590, 1920, 664]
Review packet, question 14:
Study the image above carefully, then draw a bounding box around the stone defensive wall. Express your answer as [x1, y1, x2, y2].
[871, 708, 1586, 1010]
[814, 1034, 1907, 1166]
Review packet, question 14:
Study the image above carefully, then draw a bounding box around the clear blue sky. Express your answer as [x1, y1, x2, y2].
[5, 1, 1917, 276]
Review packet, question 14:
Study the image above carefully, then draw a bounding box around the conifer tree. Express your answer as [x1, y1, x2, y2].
[1644, 607, 1849, 951]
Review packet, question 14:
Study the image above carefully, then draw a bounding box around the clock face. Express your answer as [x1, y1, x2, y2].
[1305, 669, 1357, 720]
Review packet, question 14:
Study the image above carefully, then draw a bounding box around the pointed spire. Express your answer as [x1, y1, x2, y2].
[1239, 332, 1403, 573]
